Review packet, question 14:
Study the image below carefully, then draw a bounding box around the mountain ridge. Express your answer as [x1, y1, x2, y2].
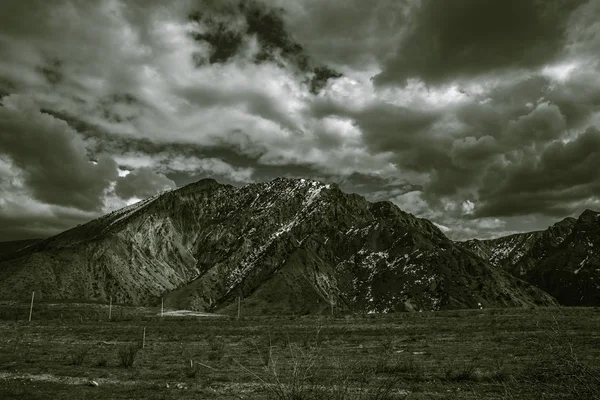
[458, 209, 600, 306]
[0, 177, 568, 313]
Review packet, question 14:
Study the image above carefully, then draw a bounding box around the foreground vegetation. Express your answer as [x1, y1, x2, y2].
[0, 302, 598, 399]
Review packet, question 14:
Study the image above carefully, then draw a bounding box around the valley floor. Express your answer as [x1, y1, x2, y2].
[0, 303, 599, 399]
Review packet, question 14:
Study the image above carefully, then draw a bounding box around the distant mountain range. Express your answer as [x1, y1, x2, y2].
[1, 178, 597, 314]
[459, 210, 600, 306]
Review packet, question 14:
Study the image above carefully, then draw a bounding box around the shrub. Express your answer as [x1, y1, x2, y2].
[207, 337, 225, 362]
[118, 345, 139, 368]
[238, 340, 406, 400]
[69, 348, 89, 366]
[96, 357, 108, 367]
[444, 363, 478, 382]
[510, 319, 600, 399]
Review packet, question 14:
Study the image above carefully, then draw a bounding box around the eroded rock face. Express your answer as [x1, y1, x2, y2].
[0, 178, 557, 314]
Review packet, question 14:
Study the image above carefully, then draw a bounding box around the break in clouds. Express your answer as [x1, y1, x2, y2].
[0, 0, 599, 241]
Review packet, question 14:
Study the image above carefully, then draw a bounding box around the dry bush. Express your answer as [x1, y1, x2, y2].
[118, 345, 139, 368]
[207, 335, 226, 362]
[69, 347, 89, 366]
[504, 318, 600, 399]
[236, 328, 406, 400]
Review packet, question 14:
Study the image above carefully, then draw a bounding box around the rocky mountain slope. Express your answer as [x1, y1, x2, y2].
[459, 210, 600, 306]
[0, 178, 557, 314]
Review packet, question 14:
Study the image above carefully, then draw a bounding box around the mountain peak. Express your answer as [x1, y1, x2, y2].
[193, 177, 222, 186]
[178, 178, 225, 193]
[0, 174, 557, 312]
[577, 209, 600, 224]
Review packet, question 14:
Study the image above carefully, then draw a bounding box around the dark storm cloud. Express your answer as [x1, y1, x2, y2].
[279, 0, 413, 70]
[34, 109, 260, 185]
[452, 72, 597, 141]
[0, 204, 95, 242]
[0, 95, 118, 211]
[310, 96, 454, 184]
[177, 85, 299, 132]
[308, 66, 343, 95]
[36, 59, 63, 86]
[299, 0, 600, 236]
[374, 0, 585, 86]
[455, 76, 553, 135]
[545, 69, 600, 128]
[0, 0, 55, 38]
[423, 101, 570, 201]
[98, 93, 142, 124]
[477, 126, 600, 217]
[312, 98, 441, 153]
[310, 61, 599, 233]
[115, 167, 176, 200]
[449, 135, 499, 169]
[0, 78, 18, 101]
[242, 1, 306, 66]
[350, 104, 440, 154]
[0, 0, 599, 242]
[187, 0, 341, 92]
[504, 103, 567, 144]
[395, 69, 598, 210]
[484, 76, 550, 108]
[188, 10, 245, 65]
[464, 71, 600, 133]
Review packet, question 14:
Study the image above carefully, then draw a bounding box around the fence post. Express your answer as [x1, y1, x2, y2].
[28, 291, 35, 322]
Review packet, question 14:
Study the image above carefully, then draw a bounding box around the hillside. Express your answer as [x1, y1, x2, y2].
[0, 178, 556, 314]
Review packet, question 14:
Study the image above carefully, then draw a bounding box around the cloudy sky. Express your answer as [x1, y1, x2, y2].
[1, 0, 600, 241]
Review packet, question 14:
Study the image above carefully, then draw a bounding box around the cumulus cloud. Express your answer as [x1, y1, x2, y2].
[277, 0, 414, 71]
[450, 136, 499, 169]
[504, 102, 567, 144]
[374, 0, 586, 86]
[477, 126, 600, 217]
[1, 0, 600, 241]
[0, 95, 118, 211]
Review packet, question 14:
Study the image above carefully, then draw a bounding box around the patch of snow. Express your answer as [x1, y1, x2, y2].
[160, 310, 225, 317]
[574, 256, 590, 274]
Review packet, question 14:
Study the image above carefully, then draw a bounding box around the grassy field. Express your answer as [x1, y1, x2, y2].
[0, 302, 599, 399]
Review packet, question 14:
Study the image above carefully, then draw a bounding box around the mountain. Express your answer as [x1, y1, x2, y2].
[459, 217, 576, 273]
[0, 178, 556, 314]
[459, 210, 600, 306]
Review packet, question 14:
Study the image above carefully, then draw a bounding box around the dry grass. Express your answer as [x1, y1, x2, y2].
[0, 303, 598, 399]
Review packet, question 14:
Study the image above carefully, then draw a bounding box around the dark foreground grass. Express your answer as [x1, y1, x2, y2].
[0, 302, 599, 399]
